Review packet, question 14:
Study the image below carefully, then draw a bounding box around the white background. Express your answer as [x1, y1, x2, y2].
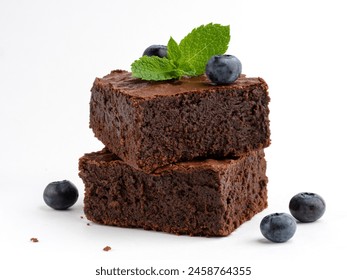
[1, 0, 346, 279]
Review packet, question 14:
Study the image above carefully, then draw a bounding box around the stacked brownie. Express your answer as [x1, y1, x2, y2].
[79, 70, 271, 236]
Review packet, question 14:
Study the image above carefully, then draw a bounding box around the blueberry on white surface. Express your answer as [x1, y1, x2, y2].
[143, 45, 168, 58]
[205, 54, 242, 84]
[289, 192, 326, 223]
[43, 180, 79, 210]
[260, 213, 297, 243]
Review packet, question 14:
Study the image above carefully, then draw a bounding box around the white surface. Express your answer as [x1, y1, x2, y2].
[1, 0, 346, 279]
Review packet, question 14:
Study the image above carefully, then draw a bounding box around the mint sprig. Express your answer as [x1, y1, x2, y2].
[131, 23, 230, 81]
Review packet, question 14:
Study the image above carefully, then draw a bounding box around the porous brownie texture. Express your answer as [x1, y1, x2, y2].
[79, 148, 268, 237]
[90, 70, 270, 173]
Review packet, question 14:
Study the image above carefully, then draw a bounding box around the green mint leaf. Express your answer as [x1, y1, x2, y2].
[131, 56, 181, 81]
[178, 23, 230, 75]
[131, 23, 230, 81]
[167, 37, 181, 63]
[167, 37, 196, 76]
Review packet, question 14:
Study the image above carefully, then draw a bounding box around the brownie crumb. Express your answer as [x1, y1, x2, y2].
[80, 216, 84, 219]
[87, 223, 90, 226]
[30, 237, 39, 243]
[103, 246, 111, 251]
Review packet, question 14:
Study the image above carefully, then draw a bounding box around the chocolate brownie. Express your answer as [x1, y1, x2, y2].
[90, 70, 270, 173]
[79, 148, 268, 237]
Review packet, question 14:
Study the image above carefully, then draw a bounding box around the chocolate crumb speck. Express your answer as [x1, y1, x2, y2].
[30, 238, 39, 243]
[103, 246, 111, 251]
[87, 223, 90, 226]
[80, 216, 84, 219]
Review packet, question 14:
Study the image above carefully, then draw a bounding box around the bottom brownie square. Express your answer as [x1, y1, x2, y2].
[78, 149, 268, 237]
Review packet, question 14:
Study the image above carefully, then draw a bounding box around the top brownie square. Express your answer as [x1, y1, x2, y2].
[90, 70, 270, 173]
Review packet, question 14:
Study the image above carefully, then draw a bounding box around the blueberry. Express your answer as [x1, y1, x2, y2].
[260, 213, 297, 243]
[143, 45, 168, 58]
[289, 192, 326, 223]
[205, 54, 242, 84]
[43, 180, 79, 210]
